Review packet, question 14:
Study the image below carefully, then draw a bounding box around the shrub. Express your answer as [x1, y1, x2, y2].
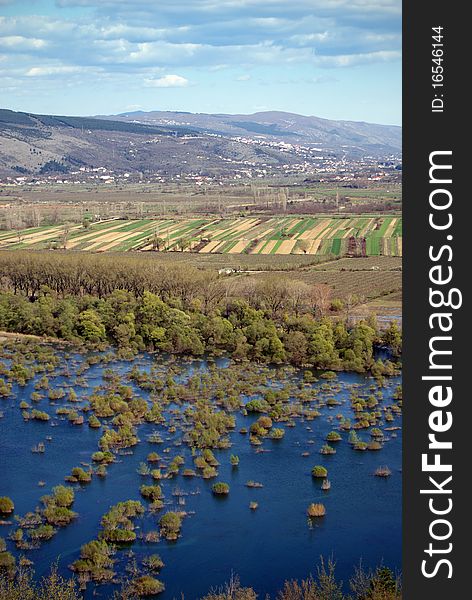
[0, 551, 16, 574]
[249, 422, 267, 436]
[212, 482, 230, 496]
[140, 485, 163, 502]
[245, 399, 269, 413]
[130, 575, 165, 596]
[371, 427, 384, 438]
[326, 431, 342, 442]
[307, 503, 326, 517]
[368, 441, 383, 451]
[230, 454, 239, 467]
[91, 451, 114, 464]
[30, 409, 50, 421]
[0, 497, 14, 514]
[202, 449, 219, 466]
[102, 528, 136, 543]
[159, 512, 182, 540]
[88, 415, 101, 428]
[320, 444, 336, 455]
[52, 485, 74, 508]
[269, 428, 285, 439]
[43, 506, 77, 526]
[142, 554, 164, 572]
[311, 466, 328, 478]
[257, 416, 273, 429]
[375, 466, 392, 477]
[348, 430, 360, 444]
[202, 466, 218, 479]
[70, 467, 92, 483]
[29, 524, 56, 541]
[330, 299, 344, 312]
[320, 371, 337, 380]
[245, 481, 263, 488]
[70, 539, 114, 581]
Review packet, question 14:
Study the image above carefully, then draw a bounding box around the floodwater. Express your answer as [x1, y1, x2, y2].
[0, 351, 402, 599]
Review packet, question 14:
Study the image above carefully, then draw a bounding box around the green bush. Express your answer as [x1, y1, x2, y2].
[70, 467, 91, 482]
[130, 575, 165, 596]
[140, 485, 163, 502]
[269, 427, 285, 439]
[0, 551, 16, 575]
[142, 554, 165, 572]
[159, 512, 182, 540]
[311, 466, 328, 478]
[212, 482, 230, 495]
[52, 485, 74, 508]
[0, 497, 14, 514]
[29, 524, 56, 541]
[43, 505, 77, 526]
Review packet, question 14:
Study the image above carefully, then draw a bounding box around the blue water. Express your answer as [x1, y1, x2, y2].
[0, 351, 402, 599]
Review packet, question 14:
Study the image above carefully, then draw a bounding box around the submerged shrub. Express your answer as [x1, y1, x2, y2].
[88, 415, 101, 428]
[43, 506, 77, 527]
[212, 482, 230, 496]
[52, 485, 74, 508]
[130, 575, 165, 596]
[140, 485, 163, 502]
[142, 554, 165, 572]
[29, 524, 56, 541]
[307, 503, 326, 517]
[159, 512, 182, 541]
[311, 466, 328, 478]
[270, 427, 285, 440]
[70, 467, 92, 483]
[0, 497, 14, 514]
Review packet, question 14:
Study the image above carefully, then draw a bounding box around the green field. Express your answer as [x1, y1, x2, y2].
[0, 215, 402, 257]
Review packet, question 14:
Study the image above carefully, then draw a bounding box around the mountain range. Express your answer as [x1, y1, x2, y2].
[0, 108, 401, 178]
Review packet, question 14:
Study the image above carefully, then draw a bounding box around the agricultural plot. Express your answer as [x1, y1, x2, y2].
[248, 255, 402, 304]
[0, 215, 402, 257]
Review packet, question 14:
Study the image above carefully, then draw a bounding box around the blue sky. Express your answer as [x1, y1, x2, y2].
[0, 0, 401, 124]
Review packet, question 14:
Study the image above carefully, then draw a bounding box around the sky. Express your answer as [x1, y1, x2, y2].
[0, 0, 402, 125]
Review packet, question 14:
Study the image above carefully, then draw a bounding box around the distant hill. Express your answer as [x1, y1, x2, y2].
[0, 108, 401, 178]
[110, 109, 401, 153]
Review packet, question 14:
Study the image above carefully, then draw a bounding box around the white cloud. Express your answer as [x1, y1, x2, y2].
[25, 65, 92, 76]
[144, 74, 189, 87]
[0, 35, 48, 50]
[314, 49, 401, 67]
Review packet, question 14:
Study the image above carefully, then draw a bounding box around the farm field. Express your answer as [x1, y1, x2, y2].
[0, 215, 402, 256]
[246, 256, 402, 304]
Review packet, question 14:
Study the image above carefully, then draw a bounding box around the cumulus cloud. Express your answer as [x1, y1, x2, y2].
[0, 35, 48, 51]
[144, 74, 189, 87]
[0, 1, 401, 64]
[0, 0, 401, 100]
[25, 65, 92, 76]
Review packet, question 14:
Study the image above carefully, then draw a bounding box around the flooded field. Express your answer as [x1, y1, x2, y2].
[0, 344, 402, 598]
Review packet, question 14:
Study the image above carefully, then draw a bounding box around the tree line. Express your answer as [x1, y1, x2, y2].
[0, 252, 401, 370]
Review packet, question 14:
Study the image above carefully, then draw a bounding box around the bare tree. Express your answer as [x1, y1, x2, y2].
[60, 223, 72, 249]
[310, 283, 332, 318]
